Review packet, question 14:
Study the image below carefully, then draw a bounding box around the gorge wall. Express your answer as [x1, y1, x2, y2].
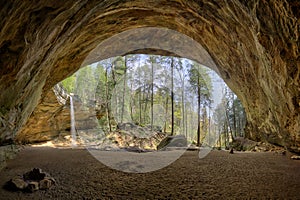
[0, 0, 299, 152]
[14, 85, 70, 143]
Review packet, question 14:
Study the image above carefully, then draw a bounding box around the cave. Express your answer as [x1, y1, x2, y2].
[0, 0, 300, 198]
[1, 0, 299, 151]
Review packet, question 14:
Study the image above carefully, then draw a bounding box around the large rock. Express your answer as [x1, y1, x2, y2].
[117, 122, 163, 138]
[231, 137, 258, 151]
[85, 123, 167, 150]
[0, 1, 299, 153]
[157, 135, 188, 150]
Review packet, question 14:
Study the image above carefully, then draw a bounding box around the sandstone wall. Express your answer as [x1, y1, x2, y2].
[15, 85, 70, 143]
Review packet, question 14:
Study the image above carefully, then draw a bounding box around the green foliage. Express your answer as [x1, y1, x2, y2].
[213, 86, 246, 147]
[188, 62, 213, 106]
[75, 66, 97, 104]
[61, 74, 76, 93]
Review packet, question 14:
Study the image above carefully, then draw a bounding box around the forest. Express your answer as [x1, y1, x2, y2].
[61, 54, 246, 148]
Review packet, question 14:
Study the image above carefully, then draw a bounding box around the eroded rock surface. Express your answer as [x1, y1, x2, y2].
[15, 84, 70, 143]
[232, 137, 286, 153]
[0, 1, 299, 153]
[16, 85, 99, 144]
[77, 122, 166, 151]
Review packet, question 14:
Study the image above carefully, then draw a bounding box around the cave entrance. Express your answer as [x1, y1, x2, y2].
[56, 27, 247, 150]
[59, 54, 246, 150]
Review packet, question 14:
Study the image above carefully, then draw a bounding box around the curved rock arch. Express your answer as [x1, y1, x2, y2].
[0, 0, 299, 152]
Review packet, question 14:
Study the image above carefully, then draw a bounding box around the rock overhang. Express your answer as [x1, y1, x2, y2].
[0, 0, 299, 153]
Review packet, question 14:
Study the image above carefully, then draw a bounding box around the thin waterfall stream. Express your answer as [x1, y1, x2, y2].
[70, 96, 77, 148]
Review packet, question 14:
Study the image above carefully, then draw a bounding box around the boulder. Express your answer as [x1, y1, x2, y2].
[291, 155, 300, 160]
[232, 137, 287, 152]
[96, 130, 166, 151]
[231, 137, 257, 151]
[117, 122, 162, 138]
[11, 176, 28, 190]
[157, 135, 187, 150]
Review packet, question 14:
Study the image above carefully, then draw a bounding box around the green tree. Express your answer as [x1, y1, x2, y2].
[61, 74, 76, 93]
[188, 63, 212, 146]
[75, 66, 97, 105]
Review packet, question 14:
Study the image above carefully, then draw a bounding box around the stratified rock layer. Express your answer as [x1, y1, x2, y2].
[15, 85, 69, 143]
[16, 85, 99, 144]
[0, 1, 299, 152]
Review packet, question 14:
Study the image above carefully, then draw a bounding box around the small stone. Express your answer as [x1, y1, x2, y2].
[275, 150, 286, 155]
[39, 177, 55, 190]
[23, 168, 45, 181]
[229, 148, 234, 154]
[27, 181, 39, 192]
[291, 155, 300, 160]
[11, 176, 28, 190]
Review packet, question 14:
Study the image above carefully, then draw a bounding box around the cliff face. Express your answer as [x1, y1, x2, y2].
[15, 85, 99, 144]
[0, 1, 299, 152]
[15, 85, 70, 143]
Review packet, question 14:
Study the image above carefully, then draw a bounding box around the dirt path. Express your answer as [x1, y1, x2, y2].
[0, 147, 299, 199]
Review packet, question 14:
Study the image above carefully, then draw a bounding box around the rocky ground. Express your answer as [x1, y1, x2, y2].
[0, 147, 300, 199]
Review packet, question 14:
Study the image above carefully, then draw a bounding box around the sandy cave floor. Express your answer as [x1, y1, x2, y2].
[0, 147, 300, 200]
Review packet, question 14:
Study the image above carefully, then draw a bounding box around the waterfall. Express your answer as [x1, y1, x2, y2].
[70, 96, 77, 148]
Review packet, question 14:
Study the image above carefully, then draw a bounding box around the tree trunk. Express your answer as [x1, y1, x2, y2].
[218, 128, 222, 148]
[139, 88, 142, 124]
[121, 56, 127, 123]
[151, 56, 154, 130]
[111, 62, 118, 121]
[197, 72, 201, 147]
[171, 57, 174, 135]
[144, 85, 151, 124]
[225, 107, 234, 142]
[237, 116, 241, 137]
[181, 76, 186, 138]
[224, 88, 233, 142]
[232, 94, 237, 138]
[185, 104, 188, 140]
[130, 77, 134, 121]
[105, 68, 112, 132]
[164, 95, 169, 133]
[208, 107, 211, 146]
[185, 105, 188, 139]
[224, 121, 228, 148]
